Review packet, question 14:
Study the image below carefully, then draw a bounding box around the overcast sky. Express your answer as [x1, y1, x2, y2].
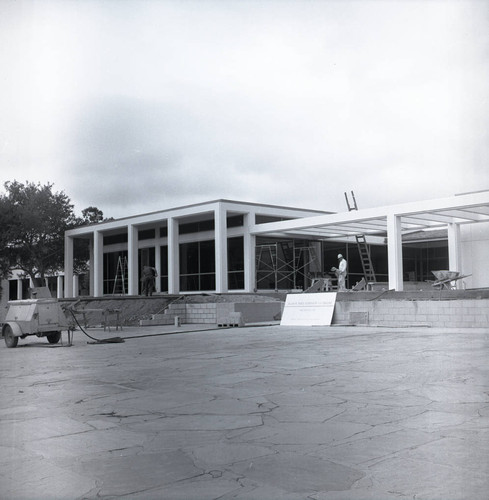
[1, 0, 488, 219]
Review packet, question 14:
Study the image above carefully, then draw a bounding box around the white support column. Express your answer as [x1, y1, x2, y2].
[57, 275, 63, 298]
[155, 243, 161, 293]
[128, 225, 139, 295]
[387, 214, 403, 291]
[448, 223, 461, 272]
[17, 279, 23, 300]
[168, 217, 179, 294]
[244, 213, 256, 292]
[93, 230, 103, 297]
[215, 204, 228, 293]
[448, 222, 462, 289]
[73, 275, 79, 297]
[89, 238, 95, 296]
[64, 235, 74, 298]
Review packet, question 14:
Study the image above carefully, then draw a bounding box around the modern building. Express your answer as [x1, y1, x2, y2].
[59, 191, 489, 298]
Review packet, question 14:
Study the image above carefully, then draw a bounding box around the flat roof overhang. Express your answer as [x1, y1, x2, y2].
[250, 191, 489, 240]
[250, 190, 489, 291]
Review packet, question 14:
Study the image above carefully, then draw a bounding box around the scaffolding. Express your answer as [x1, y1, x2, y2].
[255, 241, 321, 291]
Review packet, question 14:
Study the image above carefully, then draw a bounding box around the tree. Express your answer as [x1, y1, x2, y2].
[81, 206, 105, 224]
[0, 181, 106, 286]
[0, 195, 15, 280]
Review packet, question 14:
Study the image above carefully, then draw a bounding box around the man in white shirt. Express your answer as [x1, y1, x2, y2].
[332, 254, 348, 291]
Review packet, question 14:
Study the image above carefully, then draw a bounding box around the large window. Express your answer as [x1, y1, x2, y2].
[403, 241, 448, 282]
[228, 236, 244, 289]
[227, 214, 244, 228]
[179, 219, 214, 235]
[138, 247, 155, 294]
[103, 250, 128, 295]
[160, 245, 168, 292]
[104, 233, 128, 245]
[138, 229, 155, 240]
[323, 242, 388, 288]
[179, 240, 215, 291]
[322, 239, 448, 286]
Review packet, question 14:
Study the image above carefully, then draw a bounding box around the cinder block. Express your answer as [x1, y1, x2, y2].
[229, 312, 244, 326]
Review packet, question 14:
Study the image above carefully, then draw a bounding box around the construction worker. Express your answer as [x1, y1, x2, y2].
[141, 266, 157, 296]
[331, 254, 348, 291]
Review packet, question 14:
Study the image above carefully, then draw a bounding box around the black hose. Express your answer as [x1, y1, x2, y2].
[68, 308, 236, 344]
[68, 309, 265, 345]
[69, 309, 125, 344]
[121, 325, 231, 340]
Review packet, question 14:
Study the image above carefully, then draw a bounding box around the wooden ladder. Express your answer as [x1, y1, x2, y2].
[344, 191, 377, 285]
[112, 256, 128, 295]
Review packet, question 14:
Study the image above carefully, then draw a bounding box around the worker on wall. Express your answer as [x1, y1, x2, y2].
[331, 254, 348, 291]
[141, 266, 157, 296]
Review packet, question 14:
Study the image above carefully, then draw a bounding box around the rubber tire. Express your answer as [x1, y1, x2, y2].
[46, 331, 62, 344]
[4, 325, 19, 348]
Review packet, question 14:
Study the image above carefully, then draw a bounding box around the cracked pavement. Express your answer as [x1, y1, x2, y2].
[1, 323, 488, 499]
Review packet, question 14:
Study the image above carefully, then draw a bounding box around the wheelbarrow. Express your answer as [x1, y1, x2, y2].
[2, 298, 72, 348]
[430, 270, 472, 290]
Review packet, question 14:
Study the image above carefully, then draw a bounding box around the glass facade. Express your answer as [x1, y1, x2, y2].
[179, 219, 214, 235]
[138, 247, 155, 294]
[227, 214, 244, 228]
[104, 233, 128, 245]
[228, 236, 244, 289]
[138, 229, 156, 240]
[102, 222, 244, 294]
[403, 240, 448, 282]
[322, 239, 448, 288]
[160, 245, 168, 292]
[179, 240, 216, 291]
[103, 250, 128, 295]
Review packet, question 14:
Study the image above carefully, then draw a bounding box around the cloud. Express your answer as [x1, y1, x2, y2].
[1, 0, 488, 218]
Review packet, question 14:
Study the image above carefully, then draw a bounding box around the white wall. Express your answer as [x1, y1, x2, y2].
[461, 221, 489, 289]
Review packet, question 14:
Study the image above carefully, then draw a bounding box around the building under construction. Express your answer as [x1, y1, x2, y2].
[2, 191, 488, 301]
[50, 191, 489, 299]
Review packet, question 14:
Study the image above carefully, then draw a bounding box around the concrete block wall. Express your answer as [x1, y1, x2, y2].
[141, 303, 218, 326]
[167, 301, 284, 325]
[185, 303, 217, 324]
[140, 301, 284, 326]
[139, 302, 187, 326]
[333, 299, 489, 328]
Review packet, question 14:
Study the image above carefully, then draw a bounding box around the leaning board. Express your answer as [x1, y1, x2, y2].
[280, 292, 337, 326]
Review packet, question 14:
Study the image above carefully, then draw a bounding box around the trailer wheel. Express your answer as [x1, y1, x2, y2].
[47, 332, 62, 344]
[4, 325, 19, 348]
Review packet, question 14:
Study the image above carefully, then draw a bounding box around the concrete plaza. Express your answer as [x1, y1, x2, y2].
[1, 322, 488, 499]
